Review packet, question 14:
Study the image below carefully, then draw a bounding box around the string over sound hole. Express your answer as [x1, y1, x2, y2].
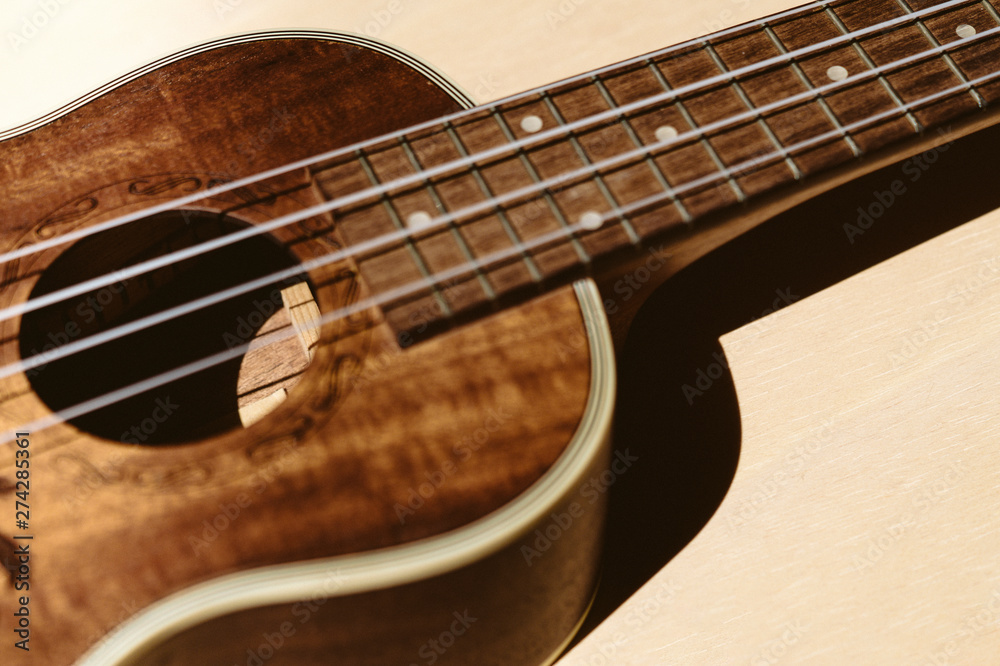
[19, 210, 312, 445]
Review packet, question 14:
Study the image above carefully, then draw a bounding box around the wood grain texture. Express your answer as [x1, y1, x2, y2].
[3, 0, 1000, 664]
[560, 202, 1000, 666]
[281, 282, 321, 359]
[0, 1, 801, 131]
[0, 37, 603, 665]
[303, 0, 1000, 342]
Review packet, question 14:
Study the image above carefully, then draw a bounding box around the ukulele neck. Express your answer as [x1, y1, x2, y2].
[309, 0, 1000, 344]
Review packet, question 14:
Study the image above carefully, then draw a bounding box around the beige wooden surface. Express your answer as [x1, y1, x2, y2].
[0, 0, 793, 128]
[6, 0, 999, 662]
[561, 206, 1000, 664]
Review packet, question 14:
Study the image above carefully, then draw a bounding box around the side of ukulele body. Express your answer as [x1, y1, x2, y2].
[8, 1, 1000, 662]
[0, 34, 614, 665]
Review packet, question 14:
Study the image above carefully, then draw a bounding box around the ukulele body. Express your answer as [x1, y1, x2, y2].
[0, 33, 614, 665]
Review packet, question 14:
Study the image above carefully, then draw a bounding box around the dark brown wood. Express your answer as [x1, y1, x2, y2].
[3, 1, 1000, 662]
[0, 36, 598, 664]
[305, 0, 1000, 344]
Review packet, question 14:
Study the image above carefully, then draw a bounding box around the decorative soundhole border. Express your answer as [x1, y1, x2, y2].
[0, 171, 379, 492]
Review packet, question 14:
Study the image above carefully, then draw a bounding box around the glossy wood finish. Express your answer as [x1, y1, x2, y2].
[0, 37, 604, 664]
[3, 0, 1000, 663]
[80, 281, 612, 666]
[301, 0, 1000, 342]
[562, 167, 1000, 666]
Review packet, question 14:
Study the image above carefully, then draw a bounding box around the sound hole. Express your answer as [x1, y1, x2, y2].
[19, 211, 310, 445]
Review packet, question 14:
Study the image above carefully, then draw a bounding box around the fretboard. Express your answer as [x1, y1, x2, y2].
[311, 0, 1000, 343]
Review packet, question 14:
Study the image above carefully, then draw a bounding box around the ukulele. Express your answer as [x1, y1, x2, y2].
[2, 0, 998, 664]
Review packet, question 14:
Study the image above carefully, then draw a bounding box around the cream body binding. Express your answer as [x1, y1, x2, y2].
[1, 18, 624, 665]
[74, 280, 614, 664]
[6, 1, 998, 663]
[14, 28, 619, 663]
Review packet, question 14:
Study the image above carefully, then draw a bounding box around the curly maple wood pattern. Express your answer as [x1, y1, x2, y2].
[1, 1, 1000, 660]
[76, 281, 614, 666]
[0, 36, 611, 665]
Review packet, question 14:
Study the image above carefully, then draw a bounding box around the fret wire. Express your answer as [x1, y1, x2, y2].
[5, 3, 984, 342]
[538, 89, 642, 245]
[443, 124, 544, 284]
[590, 74, 694, 225]
[644, 59, 748, 203]
[489, 108, 593, 266]
[396, 135, 498, 302]
[0, 2, 977, 282]
[761, 24, 863, 157]
[896, 0, 986, 106]
[13, 52, 1000, 412]
[23, 37, 993, 437]
[977, 0, 1000, 29]
[355, 150, 454, 318]
[702, 40, 804, 181]
[347, 15, 988, 273]
[822, 3, 924, 132]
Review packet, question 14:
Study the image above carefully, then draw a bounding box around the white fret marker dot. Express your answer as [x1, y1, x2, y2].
[957, 23, 977, 39]
[520, 115, 544, 133]
[827, 65, 849, 82]
[655, 125, 679, 142]
[407, 211, 433, 229]
[579, 211, 604, 231]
